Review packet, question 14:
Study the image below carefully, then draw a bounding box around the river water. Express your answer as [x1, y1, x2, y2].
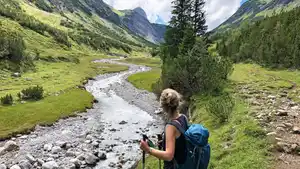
[0, 59, 164, 169]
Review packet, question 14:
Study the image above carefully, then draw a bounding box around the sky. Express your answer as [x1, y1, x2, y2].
[103, 0, 243, 30]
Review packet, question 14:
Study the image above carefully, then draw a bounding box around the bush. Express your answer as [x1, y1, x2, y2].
[161, 39, 233, 97]
[31, 0, 53, 12]
[1, 94, 13, 105]
[150, 48, 160, 57]
[0, 20, 26, 62]
[18, 86, 44, 101]
[205, 93, 235, 123]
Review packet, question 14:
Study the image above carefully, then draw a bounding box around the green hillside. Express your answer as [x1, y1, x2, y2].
[0, 0, 153, 138]
[213, 0, 300, 33]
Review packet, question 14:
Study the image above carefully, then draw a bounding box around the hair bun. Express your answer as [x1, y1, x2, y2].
[160, 89, 181, 110]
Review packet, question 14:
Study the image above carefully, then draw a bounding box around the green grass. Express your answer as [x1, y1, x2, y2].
[230, 63, 300, 101]
[191, 95, 270, 169]
[126, 57, 161, 92]
[128, 69, 161, 92]
[0, 88, 93, 139]
[123, 57, 161, 68]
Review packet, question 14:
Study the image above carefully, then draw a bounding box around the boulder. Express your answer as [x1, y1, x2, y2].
[292, 126, 300, 134]
[66, 150, 76, 157]
[44, 144, 53, 152]
[19, 160, 32, 169]
[12, 73, 21, 78]
[42, 161, 59, 169]
[51, 146, 62, 154]
[36, 159, 44, 166]
[276, 110, 288, 116]
[55, 141, 67, 149]
[0, 164, 7, 169]
[276, 142, 291, 153]
[119, 121, 127, 125]
[84, 153, 99, 166]
[98, 152, 107, 160]
[70, 159, 80, 168]
[2, 141, 19, 154]
[108, 162, 116, 168]
[9, 165, 21, 169]
[25, 154, 36, 164]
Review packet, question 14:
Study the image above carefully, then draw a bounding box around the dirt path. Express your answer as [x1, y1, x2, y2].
[0, 59, 164, 169]
[236, 84, 300, 169]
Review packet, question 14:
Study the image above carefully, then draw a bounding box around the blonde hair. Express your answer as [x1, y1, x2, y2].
[160, 88, 182, 116]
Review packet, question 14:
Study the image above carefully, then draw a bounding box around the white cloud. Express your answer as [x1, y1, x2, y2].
[103, 0, 241, 30]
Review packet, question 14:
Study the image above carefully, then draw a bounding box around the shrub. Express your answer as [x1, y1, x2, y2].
[150, 48, 160, 57]
[161, 39, 233, 97]
[205, 93, 235, 123]
[0, 94, 13, 105]
[0, 20, 26, 62]
[18, 86, 44, 101]
[31, 0, 53, 12]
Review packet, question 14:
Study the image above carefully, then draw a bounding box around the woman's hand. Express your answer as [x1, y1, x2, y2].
[140, 140, 150, 153]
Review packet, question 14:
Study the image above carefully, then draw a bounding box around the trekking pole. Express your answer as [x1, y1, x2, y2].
[142, 134, 147, 169]
[157, 134, 163, 169]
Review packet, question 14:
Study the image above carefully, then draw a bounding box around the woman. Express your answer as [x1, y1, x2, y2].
[140, 88, 188, 169]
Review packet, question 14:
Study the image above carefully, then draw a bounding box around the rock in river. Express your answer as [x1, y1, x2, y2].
[42, 161, 59, 169]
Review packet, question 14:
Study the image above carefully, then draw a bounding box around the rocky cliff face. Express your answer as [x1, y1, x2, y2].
[45, 0, 165, 43]
[122, 8, 166, 43]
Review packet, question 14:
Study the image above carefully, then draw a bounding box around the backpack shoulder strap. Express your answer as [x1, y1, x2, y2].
[167, 120, 186, 135]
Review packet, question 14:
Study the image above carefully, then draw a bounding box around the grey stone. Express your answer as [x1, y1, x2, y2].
[19, 160, 32, 169]
[44, 144, 53, 152]
[86, 135, 93, 140]
[266, 132, 277, 136]
[108, 162, 115, 168]
[55, 141, 67, 148]
[26, 154, 36, 164]
[0, 164, 7, 169]
[292, 126, 300, 134]
[276, 110, 288, 116]
[19, 135, 28, 139]
[3, 141, 19, 153]
[9, 165, 21, 169]
[119, 121, 127, 125]
[66, 150, 76, 157]
[36, 159, 44, 166]
[12, 73, 21, 78]
[76, 154, 85, 161]
[84, 153, 99, 165]
[42, 161, 59, 169]
[91, 141, 99, 148]
[283, 123, 293, 128]
[98, 152, 107, 160]
[70, 159, 80, 168]
[51, 146, 62, 154]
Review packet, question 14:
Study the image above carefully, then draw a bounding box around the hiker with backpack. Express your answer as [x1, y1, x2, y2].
[140, 88, 211, 169]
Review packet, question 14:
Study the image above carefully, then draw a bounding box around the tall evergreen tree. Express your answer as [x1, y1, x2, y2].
[193, 0, 207, 36]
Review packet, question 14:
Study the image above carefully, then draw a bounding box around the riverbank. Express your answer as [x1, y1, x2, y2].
[0, 55, 129, 140]
[0, 59, 164, 169]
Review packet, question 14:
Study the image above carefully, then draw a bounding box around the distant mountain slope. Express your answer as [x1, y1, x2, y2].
[122, 8, 166, 43]
[35, 0, 166, 43]
[214, 0, 300, 32]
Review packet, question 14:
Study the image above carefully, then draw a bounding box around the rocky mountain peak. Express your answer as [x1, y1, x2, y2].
[133, 7, 147, 18]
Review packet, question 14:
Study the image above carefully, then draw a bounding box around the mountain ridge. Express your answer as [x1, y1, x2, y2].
[33, 0, 166, 43]
[213, 0, 300, 33]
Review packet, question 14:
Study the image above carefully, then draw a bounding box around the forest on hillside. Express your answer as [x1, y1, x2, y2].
[217, 6, 300, 69]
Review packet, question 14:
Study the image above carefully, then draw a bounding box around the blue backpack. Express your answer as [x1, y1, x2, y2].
[168, 120, 211, 169]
